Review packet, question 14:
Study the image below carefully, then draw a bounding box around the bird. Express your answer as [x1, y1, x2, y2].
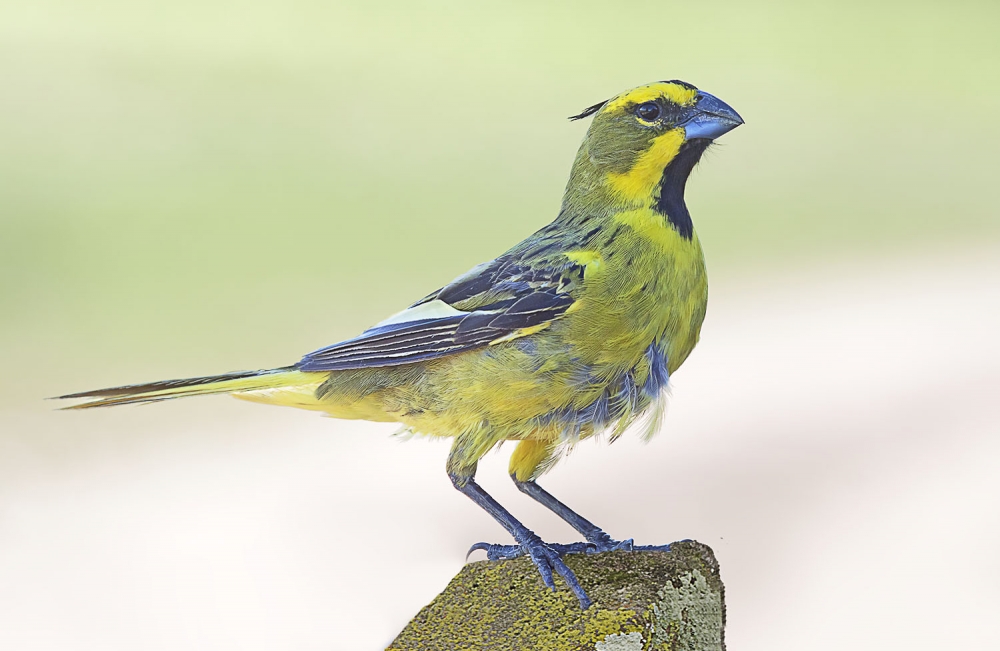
[56, 80, 743, 609]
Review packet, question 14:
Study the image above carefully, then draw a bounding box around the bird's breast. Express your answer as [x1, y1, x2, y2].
[565, 210, 708, 375]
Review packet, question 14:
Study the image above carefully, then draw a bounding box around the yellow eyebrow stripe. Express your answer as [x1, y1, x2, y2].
[603, 82, 699, 113]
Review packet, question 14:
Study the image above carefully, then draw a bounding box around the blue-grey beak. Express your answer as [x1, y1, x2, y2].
[682, 91, 744, 141]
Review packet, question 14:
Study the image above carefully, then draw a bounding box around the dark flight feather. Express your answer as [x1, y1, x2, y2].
[54, 369, 284, 400]
[296, 258, 578, 372]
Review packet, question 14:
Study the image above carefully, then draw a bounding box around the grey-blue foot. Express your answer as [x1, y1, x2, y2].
[586, 532, 678, 553]
[468, 534, 592, 609]
[586, 531, 635, 553]
[468, 534, 676, 560]
[449, 474, 593, 608]
[468, 540, 593, 559]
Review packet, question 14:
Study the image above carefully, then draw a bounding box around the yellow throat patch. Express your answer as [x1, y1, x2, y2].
[605, 129, 685, 203]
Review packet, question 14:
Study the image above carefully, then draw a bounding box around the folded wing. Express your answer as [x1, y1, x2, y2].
[297, 254, 578, 372]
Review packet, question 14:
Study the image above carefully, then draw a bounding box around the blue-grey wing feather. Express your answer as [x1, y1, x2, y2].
[297, 254, 576, 372]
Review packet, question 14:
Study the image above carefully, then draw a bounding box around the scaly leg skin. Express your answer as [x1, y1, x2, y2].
[476, 478, 674, 560]
[449, 472, 592, 609]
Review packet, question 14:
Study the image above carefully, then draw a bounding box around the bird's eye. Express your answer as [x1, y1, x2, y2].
[635, 102, 661, 122]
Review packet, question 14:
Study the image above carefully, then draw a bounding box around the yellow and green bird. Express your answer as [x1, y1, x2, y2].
[57, 80, 743, 608]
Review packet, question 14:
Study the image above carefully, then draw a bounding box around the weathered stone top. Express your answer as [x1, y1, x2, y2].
[387, 540, 725, 651]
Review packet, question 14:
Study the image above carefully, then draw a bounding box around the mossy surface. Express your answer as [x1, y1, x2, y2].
[387, 540, 724, 651]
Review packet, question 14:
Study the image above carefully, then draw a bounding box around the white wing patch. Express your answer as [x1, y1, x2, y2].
[374, 299, 468, 328]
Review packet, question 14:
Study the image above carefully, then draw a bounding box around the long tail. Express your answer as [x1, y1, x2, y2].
[54, 367, 319, 409]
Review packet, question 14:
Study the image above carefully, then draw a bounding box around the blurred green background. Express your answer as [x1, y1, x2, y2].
[1, 0, 998, 401]
[2, 3, 1000, 649]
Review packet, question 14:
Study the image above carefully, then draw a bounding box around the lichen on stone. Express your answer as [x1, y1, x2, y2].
[386, 540, 725, 651]
[595, 631, 644, 651]
[650, 568, 724, 651]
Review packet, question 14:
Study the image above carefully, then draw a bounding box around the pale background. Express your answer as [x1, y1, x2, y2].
[2, 1, 999, 649]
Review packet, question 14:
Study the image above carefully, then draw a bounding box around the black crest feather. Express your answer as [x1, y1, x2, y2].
[661, 79, 697, 90]
[568, 100, 608, 121]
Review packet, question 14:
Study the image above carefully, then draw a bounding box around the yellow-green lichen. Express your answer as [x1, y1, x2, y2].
[387, 541, 724, 651]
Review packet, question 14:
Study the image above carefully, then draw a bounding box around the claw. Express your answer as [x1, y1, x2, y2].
[467, 542, 527, 561]
[520, 536, 591, 607]
[466, 541, 491, 560]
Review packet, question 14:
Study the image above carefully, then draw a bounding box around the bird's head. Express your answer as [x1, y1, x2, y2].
[562, 81, 743, 234]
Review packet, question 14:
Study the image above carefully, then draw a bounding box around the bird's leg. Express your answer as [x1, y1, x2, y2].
[449, 471, 592, 608]
[502, 439, 672, 555]
[512, 478, 675, 553]
[513, 478, 631, 552]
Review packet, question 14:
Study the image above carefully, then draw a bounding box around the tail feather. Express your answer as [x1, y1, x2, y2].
[54, 366, 314, 409]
